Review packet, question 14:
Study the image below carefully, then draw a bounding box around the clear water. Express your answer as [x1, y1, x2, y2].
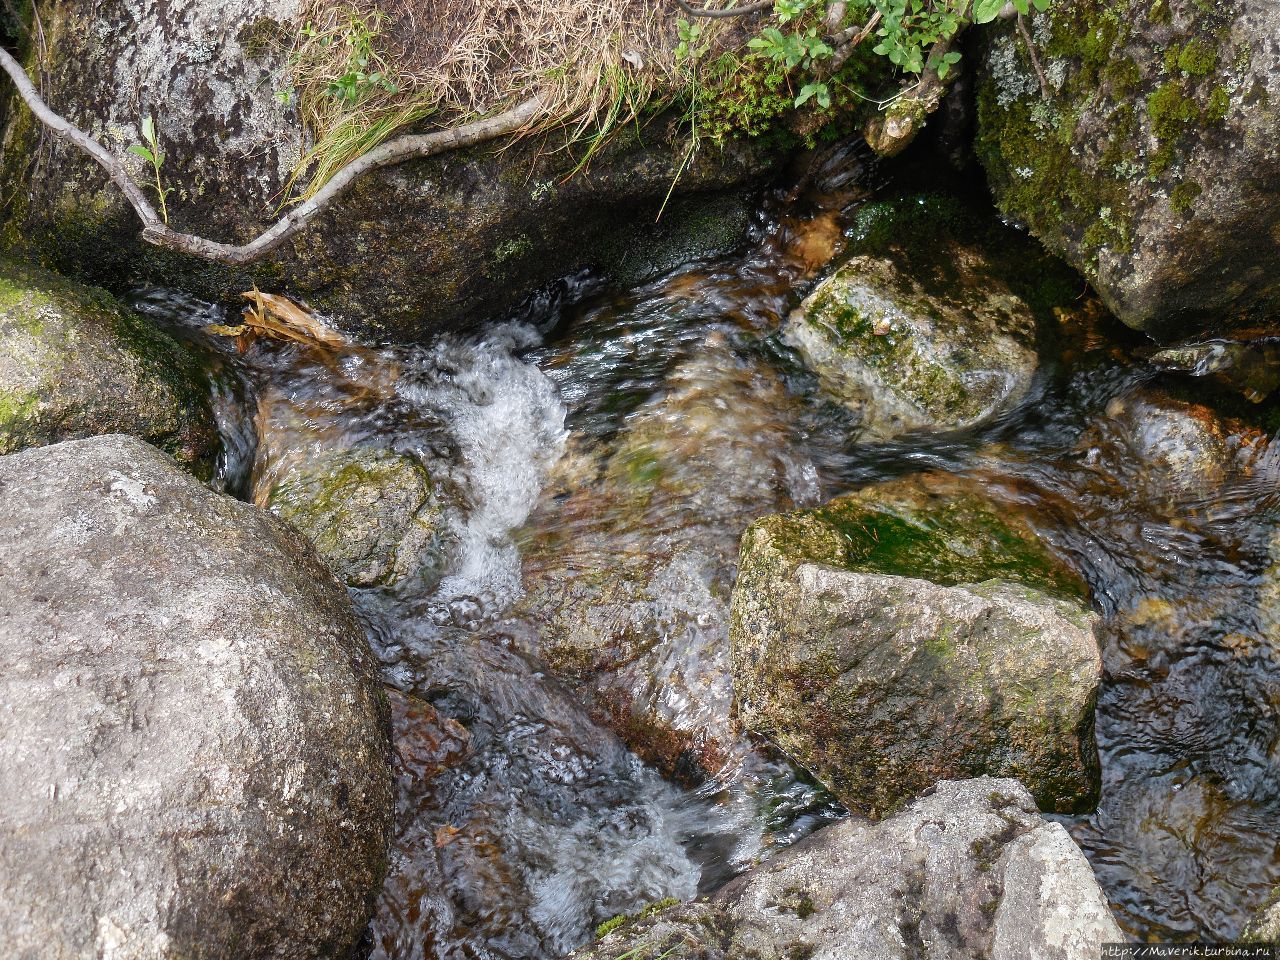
[132, 144, 1280, 953]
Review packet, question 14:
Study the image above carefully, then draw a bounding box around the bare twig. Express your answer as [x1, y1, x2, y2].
[824, 9, 882, 76]
[0, 42, 543, 266]
[1016, 13, 1051, 100]
[674, 0, 771, 18]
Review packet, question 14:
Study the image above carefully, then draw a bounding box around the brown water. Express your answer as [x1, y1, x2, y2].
[133, 145, 1280, 954]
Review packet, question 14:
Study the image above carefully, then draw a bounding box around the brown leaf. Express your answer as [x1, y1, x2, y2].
[240, 287, 347, 347]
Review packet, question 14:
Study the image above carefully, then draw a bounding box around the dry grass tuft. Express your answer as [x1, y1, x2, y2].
[287, 0, 753, 194]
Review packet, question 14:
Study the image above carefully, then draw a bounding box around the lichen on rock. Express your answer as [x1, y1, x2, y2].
[571, 778, 1123, 960]
[974, 0, 1280, 339]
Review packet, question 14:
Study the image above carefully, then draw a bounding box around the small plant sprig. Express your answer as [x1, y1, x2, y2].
[127, 115, 171, 225]
[299, 14, 399, 104]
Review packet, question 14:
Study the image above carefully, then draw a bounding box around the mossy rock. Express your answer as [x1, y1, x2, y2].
[264, 446, 447, 589]
[729, 472, 1102, 818]
[974, 0, 1280, 340]
[786, 240, 1040, 438]
[0, 257, 218, 473]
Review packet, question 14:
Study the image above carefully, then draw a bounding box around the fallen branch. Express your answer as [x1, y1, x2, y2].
[0, 42, 543, 266]
[675, 0, 771, 18]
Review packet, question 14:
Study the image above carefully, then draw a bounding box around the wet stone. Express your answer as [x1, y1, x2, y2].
[785, 248, 1040, 439]
[730, 472, 1102, 817]
[572, 778, 1123, 960]
[516, 340, 820, 782]
[263, 445, 449, 590]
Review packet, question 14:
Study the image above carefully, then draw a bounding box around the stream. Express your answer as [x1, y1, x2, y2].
[132, 146, 1280, 955]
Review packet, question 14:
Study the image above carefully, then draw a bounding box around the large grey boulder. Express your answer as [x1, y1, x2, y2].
[730, 472, 1102, 817]
[975, 0, 1280, 340]
[0, 257, 218, 472]
[572, 777, 1124, 960]
[785, 239, 1040, 439]
[0, 0, 775, 341]
[0, 435, 393, 959]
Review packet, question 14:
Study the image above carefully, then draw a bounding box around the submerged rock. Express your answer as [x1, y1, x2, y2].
[1077, 387, 1265, 505]
[786, 245, 1040, 438]
[0, 435, 392, 960]
[730, 472, 1101, 816]
[262, 445, 448, 589]
[975, 0, 1280, 340]
[0, 257, 217, 471]
[0, 0, 776, 340]
[517, 341, 819, 781]
[572, 777, 1123, 960]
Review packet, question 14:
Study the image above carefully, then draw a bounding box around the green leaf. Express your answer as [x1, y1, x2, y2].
[141, 115, 156, 145]
[795, 82, 831, 108]
[1013, 0, 1030, 12]
[972, 0, 1004, 22]
[127, 145, 155, 164]
[1032, 0, 1050, 11]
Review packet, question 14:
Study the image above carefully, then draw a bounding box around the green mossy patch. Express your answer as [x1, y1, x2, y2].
[754, 474, 1087, 603]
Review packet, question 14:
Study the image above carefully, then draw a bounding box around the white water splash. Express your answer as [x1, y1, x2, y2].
[398, 325, 567, 615]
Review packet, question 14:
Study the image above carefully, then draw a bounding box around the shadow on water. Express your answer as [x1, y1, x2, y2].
[135, 138, 1280, 952]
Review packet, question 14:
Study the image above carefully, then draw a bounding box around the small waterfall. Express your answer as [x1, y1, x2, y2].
[398, 324, 568, 616]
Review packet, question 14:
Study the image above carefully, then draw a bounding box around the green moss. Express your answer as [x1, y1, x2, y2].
[237, 16, 287, 60]
[1169, 179, 1202, 214]
[976, 0, 1242, 277]
[1175, 36, 1219, 75]
[1147, 82, 1197, 140]
[820, 497, 1085, 601]
[594, 915, 629, 939]
[1205, 86, 1231, 121]
[492, 233, 534, 265]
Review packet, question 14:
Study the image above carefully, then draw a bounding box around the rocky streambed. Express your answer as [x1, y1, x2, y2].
[0, 140, 1278, 960]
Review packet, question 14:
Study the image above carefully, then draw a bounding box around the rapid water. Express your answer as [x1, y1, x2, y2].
[134, 144, 1280, 953]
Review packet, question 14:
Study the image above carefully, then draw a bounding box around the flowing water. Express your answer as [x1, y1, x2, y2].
[134, 145, 1280, 954]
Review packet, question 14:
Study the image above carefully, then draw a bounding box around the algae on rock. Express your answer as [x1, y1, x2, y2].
[263, 445, 448, 589]
[729, 472, 1102, 817]
[0, 257, 218, 472]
